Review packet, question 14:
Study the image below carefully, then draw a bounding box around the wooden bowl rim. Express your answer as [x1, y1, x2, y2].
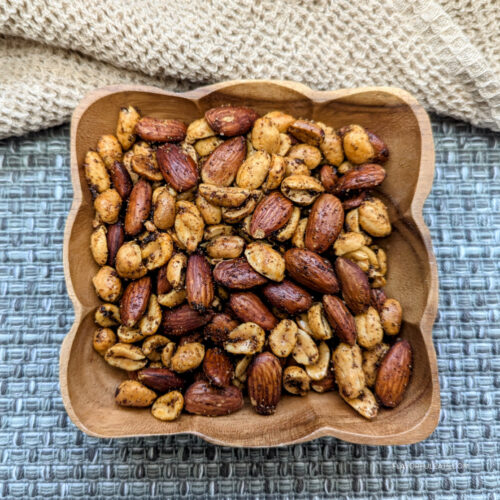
[60, 80, 440, 446]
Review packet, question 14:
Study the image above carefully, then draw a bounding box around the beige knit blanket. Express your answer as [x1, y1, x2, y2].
[1, 0, 499, 139]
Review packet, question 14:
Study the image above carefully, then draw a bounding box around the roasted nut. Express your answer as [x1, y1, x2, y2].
[84, 151, 110, 195]
[338, 160, 354, 174]
[97, 134, 122, 168]
[380, 298, 403, 335]
[162, 304, 213, 336]
[198, 184, 251, 208]
[332, 343, 365, 399]
[345, 208, 360, 233]
[288, 120, 324, 146]
[292, 329, 319, 366]
[115, 380, 156, 407]
[335, 257, 371, 315]
[130, 153, 163, 182]
[234, 355, 253, 384]
[283, 366, 310, 396]
[90, 225, 108, 266]
[204, 313, 239, 345]
[206, 235, 245, 259]
[205, 106, 259, 137]
[249, 191, 293, 239]
[107, 161, 133, 200]
[195, 136, 224, 156]
[115, 241, 147, 279]
[221, 191, 260, 224]
[375, 340, 412, 407]
[319, 127, 344, 166]
[213, 258, 268, 290]
[262, 154, 286, 192]
[291, 218, 308, 248]
[307, 303, 332, 340]
[117, 325, 146, 343]
[305, 194, 344, 253]
[142, 334, 171, 361]
[160, 342, 176, 368]
[139, 232, 174, 271]
[95, 303, 121, 327]
[150, 391, 184, 421]
[186, 117, 215, 143]
[138, 294, 162, 336]
[370, 288, 388, 313]
[322, 295, 357, 345]
[165, 252, 187, 290]
[92, 266, 122, 302]
[135, 117, 186, 143]
[156, 144, 198, 192]
[105, 343, 147, 371]
[184, 380, 244, 416]
[263, 280, 313, 315]
[333, 163, 386, 194]
[236, 150, 271, 190]
[229, 292, 277, 330]
[93, 327, 117, 356]
[311, 372, 336, 393]
[158, 289, 187, 308]
[195, 194, 222, 225]
[319, 164, 338, 192]
[171, 342, 205, 373]
[94, 189, 122, 224]
[274, 206, 300, 242]
[281, 174, 324, 205]
[284, 248, 339, 294]
[248, 352, 282, 415]
[156, 264, 172, 295]
[186, 254, 214, 312]
[120, 276, 152, 327]
[355, 306, 384, 349]
[251, 117, 280, 154]
[224, 322, 266, 355]
[244, 242, 285, 282]
[305, 341, 330, 381]
[264, 110, 295, 132]
[287, 144, 322, 169]
[151, 186, 175, 230]
[278, 133, 292, 156]
[341, 387, 379, 420]
[204, 224, 234, 241]
[268, 319, 298, 358]
[116, 105, 140, 150]
[174, 201, 204, 253]
[296, 313, 314, 337]
[284, 158, 309, 177]
[106, 222, 124, 267]
[333, 232, 365, 256]
[201, 136, 247, 186]
[362, 342, 390, 387]
[124, 179, 152, 236]
[203, 347, 234, 387]
[340, 124, 388, 164]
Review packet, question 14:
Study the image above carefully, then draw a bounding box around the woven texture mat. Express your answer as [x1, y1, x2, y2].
[0, 116, 499, 498]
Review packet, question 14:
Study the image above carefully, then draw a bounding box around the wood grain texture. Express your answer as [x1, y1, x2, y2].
[60, 80, 440, 446]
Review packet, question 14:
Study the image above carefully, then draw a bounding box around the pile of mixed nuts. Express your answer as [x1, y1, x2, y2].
[87, 104, 412, 422]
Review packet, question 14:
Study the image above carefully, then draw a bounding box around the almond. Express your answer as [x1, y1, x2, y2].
[333, 164, 386, 194]
[247, 352, 282, 415]
[135, 117, 187, 143]
[205, 106, 259, 137]
[106, 221, 124, 267]
[156, 144, 198, 192]
[120, 276, 152, 327]
[335, 257, 370, 314]
[124, 179, 152, 236]
[109, 161, 133, 200]
[322, 295, 357, 345]
[137, 367, 186, 392]
[263, 280, 313, 315]
[184, 380, 243, 416]
[162, 304, 213, 336]
[213, 258, 268, 289]
[375, 340, 412, 407]
[319, 164, 338, 192]
[305, 194, 344, 253]
[229, 292, 277, 330]
[203, 347, 234, 387]
[204, 313, 239, 345]
[284, 248, 339, 294]
[288, 119, 325, 146]
[342, 191, 367, 210]
[201, 136, 246, 186]
[249, 191, 293, 239]
[156, 264, 172, 295]
[370, 288, 388, 313]
[186, 254, 214, 312]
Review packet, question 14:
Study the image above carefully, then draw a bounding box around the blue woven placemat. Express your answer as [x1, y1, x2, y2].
[0, 116, 499, 499]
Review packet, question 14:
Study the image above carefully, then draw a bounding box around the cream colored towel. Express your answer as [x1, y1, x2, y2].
[0, 0, 499, 139]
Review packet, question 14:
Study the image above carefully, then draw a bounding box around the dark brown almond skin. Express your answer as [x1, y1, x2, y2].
[124, 179, 152, 236]
[229, 292, 277, 330]
[186, 254, 214, 312]
[162, 304, 214, 336]
[106, 221, 124, 267]
[137, 368, 185, 393]
[205, 106, 259, 137]
[156, 144, 198, 192]
[333, 164, 386, 194]
[262, 280, 313, 315]
[204, 313, 239, 345]
[366, 131, 389, 163]
[288, 120, 325, 146]
[120, 276, 152, 327]
[319, 164, 338, 192]
[250, 191, 293, 239]
[109, 161, 133, 200]
[201, 136, 246, 186]
[370, 288, 388, 313]
[184, 380, 244, 416]
[203, 347, 234, 388]
[311, 372, 336, 393]
[335, 257, 371, 315]
[247, 352, 282, 415]
[375, 340, 412, 407]
[322, 295, 356, 345]
[213, 258, 268, 289]
[342, 190, 367, 210]
[156, 264, 172, 295]
[135, 117, 187, 143]
[305, 194, 344, 253]
[284, 248, 339, 294]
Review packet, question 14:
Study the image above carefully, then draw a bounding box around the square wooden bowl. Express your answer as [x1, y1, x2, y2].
[61, 80, 440, 446]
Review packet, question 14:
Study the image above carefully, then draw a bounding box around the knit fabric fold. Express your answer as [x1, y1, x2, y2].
[1, 0, 499, 139]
